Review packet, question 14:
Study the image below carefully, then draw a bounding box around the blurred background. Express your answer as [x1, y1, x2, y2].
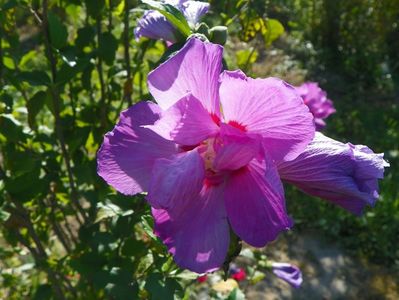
[0, 0, 398, 299]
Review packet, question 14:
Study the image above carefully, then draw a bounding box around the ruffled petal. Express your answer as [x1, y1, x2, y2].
[278, 132, 389, 215]
[145, 93, 219, 145]
[134, 10, 178, 43]
[97, 102, 177, 195]
[153, 185, 229, 273]
[147, 149, 205, 210]
[296, 82, 335, 130]
[224, 155, 292, 247]
[148, 38, 223, 114]
[181, 1, 210, 25]
[219, 70, 315, 161]
[213, 123, 260, 171]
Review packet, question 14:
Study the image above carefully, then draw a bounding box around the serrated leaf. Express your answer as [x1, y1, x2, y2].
[142, 0, 191, 37]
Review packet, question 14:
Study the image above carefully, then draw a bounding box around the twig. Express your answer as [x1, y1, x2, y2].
[40, 0, 88, 224]
[123, 0, 133, 106]
[96, 16, 108, 129]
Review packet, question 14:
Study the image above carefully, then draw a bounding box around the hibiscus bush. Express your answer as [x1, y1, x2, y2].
[0, 0, 397, 299]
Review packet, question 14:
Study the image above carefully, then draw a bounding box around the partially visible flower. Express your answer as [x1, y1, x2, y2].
[230, 268, 246, 281]
[134, 0, 210, 43]
[296, 82, 335, 130]
[271, 262, 302, 288]
[98, 38, 315, 273]
[197, 274, 208, 283]
[278, 132, 389, 215]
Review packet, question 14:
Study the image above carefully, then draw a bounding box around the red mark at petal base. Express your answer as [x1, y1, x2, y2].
[228, 120, 247, 132]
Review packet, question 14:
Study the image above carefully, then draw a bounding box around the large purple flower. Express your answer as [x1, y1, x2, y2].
[278, 132, 389, 215]
[134, 0, 210, 43]
[271, 262, 303, 288]
[98, 38, 315, 273]
[296, 82, 335, 130]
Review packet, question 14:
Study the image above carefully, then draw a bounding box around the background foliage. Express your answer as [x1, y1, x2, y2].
[0, 0, 398, 299]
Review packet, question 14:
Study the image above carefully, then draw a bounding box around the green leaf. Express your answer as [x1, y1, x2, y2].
[1, 0, 18, 10]
[85, 0, 105, 17]
[95, 202, 134, 223]
[27, 91, 46, 129]
[121, 237, 146, 256]
[98, 32, 118, 65]
[0, 115, 26, 142]
[4, 148, 39, 176]
[33, 284, 52, 300]
[227, 288, 246, 300]
[142, 0, 191, 37]
[0, 209, 11, 222]
[145, 273, 182, 300]
[18, 71, 51, 86]
[48, 12, 68, 49]
[263, 18, 284, 46]
[236, 48, 258, 71]
[75, 26, 95, 50]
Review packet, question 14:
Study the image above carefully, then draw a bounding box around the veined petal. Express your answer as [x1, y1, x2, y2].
[147, 149, 205, 210]
[181, 1, 210, 25]
[153, 185, 229, 273]
[278, 132, 389, 215]
[213, 123, 260, 171]
[148, 38, 223, 114]
[224, 155, 292, 247]
[134, 10, 178, 43]
[97, 102, 177, 195]
[219, 70, 315, 161]
[145, 93, 219, 145]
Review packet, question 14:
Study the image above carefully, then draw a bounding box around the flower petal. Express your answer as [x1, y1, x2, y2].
[147, 149, 205, 210]
[219, 70, 315, 161]
[181, 1, 210, 25]
[296, 82, 335, 130]
[145, 93, 219, 145]
[153, 185, 229, 273]
[224, 155, 292, 247]
[134, 10, 178, 43]
[272, 262, 303, 288]
[278, 132, 389, 215]
[148, 38, 223, 114]
[213, 123, 260, 171]
[97, 102, 177, 195]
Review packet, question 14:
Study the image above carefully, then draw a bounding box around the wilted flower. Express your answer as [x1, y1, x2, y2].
[296, 82, 335, 130]
[135, 0, 210, 43]
[98, 37, 315, 273]
[278, 132, 389, 215]
[271, 262, 302, 288]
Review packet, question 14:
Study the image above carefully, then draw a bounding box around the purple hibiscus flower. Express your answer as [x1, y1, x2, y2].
[271, 262, 303, 288]
[296, 82, 336, 130]
[135, 0, 210, 43]
[98, 37, 315, 273]
[97, 38, 388, 273]
[278, 132, 389, 215]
